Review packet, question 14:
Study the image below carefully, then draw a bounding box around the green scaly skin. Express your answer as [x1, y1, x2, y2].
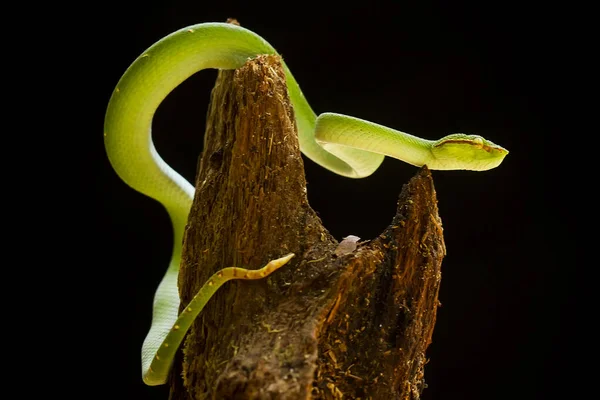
[103, 22, 508, 386]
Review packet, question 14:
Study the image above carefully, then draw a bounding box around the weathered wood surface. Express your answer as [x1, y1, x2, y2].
[169, 54, 445, 400]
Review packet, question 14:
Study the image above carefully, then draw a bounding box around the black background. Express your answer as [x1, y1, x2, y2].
[92, 2, 575, 399]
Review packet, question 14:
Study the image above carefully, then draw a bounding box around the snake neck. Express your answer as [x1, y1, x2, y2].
[314, 113, 436, 174]
[384, 133, 434, 168]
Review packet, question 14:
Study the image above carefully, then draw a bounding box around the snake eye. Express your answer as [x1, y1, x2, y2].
[472, 136, 484, 148]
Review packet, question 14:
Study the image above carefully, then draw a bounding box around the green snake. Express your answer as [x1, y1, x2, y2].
[104, 22, 508, 386]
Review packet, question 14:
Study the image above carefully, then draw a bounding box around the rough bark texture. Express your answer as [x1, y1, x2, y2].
[169, 54, 445, 400]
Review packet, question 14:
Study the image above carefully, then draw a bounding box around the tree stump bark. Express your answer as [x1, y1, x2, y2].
[169, 54, 446, 400]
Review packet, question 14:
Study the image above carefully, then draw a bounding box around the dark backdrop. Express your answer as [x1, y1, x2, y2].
[92, 2, 573, 399]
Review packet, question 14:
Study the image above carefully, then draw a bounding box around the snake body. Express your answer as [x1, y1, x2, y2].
[104, 22, 508, 386]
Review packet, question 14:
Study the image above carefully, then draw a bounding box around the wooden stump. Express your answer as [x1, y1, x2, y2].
[169, 54, 446, 400]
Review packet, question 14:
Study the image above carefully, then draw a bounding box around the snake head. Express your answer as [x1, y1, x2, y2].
[431, 133, 509, 171]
